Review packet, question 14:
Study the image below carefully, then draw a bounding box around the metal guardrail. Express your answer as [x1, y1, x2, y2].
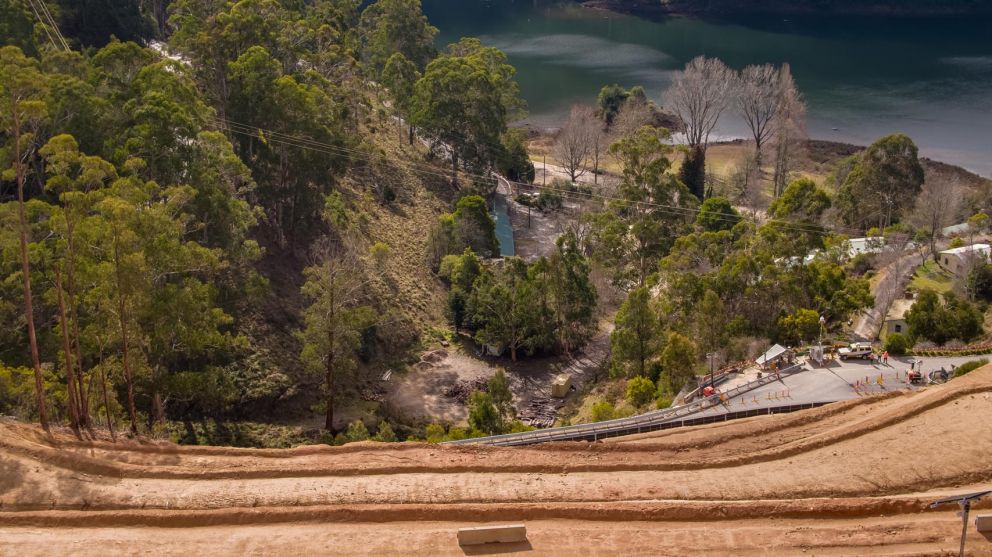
[446, 364, 804, 447]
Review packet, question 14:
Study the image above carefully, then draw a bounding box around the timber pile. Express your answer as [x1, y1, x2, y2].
[518, 397, 564, 428]
[359, 384, 386, 402]
[442, 377, 489, 403]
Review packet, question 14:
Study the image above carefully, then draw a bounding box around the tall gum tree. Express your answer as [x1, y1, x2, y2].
[1, 46, 50, 430]
[40, 134, 119, 429]
[297, 247, 375, 432]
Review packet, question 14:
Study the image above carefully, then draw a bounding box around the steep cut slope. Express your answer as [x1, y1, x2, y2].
[1, 366, 991, 555]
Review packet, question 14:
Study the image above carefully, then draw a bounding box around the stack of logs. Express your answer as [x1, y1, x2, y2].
[442, 377, 489, 403]
[518, 397, 564, 428]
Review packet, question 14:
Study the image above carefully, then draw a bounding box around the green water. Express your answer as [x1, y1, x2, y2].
[493, 194, 515, 256]
[423, 0, 992, 176]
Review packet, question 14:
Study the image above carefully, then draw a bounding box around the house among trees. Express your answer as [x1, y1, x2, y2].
[844, 237, 888, 258]
[939, 244, 991, 275]
[882, 297, 914, 339]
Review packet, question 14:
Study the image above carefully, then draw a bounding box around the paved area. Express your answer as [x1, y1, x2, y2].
[697, 355, 982, 418]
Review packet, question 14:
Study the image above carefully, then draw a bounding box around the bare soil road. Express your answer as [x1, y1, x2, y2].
[2, 366, 991, 555]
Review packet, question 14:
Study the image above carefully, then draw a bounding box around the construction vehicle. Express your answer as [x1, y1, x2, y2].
[928, 367, 950, 384]
[838, 342, 873, 360]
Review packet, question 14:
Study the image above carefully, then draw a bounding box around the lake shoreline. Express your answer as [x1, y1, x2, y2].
[523, 124, 991, 186]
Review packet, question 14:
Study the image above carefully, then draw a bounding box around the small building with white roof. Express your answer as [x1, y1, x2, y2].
[939, 243, 990, 275]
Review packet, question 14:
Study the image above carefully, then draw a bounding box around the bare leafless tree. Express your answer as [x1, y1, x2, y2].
[663, 56, 736, 152]
[908, 172, 962, 261]
[610, 98, 653, 142]
[726, 150, 766, 216]
[736, 64, 780, 164]
[553, 104, 599, 182]
[771, 63, 807, 197]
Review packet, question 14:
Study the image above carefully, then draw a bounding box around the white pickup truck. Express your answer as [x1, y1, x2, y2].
[837, 342, 873, 360]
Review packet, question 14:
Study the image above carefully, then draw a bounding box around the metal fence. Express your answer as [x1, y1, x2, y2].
[446, 364, 805, 447]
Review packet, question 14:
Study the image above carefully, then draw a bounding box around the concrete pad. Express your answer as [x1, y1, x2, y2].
[457, 524, 527, 546]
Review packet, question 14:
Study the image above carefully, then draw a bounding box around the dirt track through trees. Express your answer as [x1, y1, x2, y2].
[2, 367, 992, 555]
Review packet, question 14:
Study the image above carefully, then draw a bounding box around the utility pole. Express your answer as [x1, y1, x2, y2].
[928, 490, 990, 557]
[707, 352, 716, 389]
[543, 155, 547, 187]
[818, 315, 826, 367]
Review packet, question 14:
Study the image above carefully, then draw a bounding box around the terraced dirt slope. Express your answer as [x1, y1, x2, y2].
[2, 367, 992, 556]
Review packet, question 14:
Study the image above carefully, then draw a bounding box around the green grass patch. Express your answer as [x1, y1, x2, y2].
[911, 260, 954, 295]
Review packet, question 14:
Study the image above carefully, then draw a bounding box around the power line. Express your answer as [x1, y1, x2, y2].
[217, 117, 851, 236]
[213, 117, 862, 238]
[24, 0, 70, 52]
[36, 0, 70, 51]
[24, 0, 59, 51]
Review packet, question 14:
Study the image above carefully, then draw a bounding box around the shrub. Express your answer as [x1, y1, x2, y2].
[656, 393, 674, 409]
[591, 400, 615, 422]
[369, 242, 391, 267]
[848, 253, 875, 276]
[467, 390, 503, 435]
[954, 358, 989, 377]
[509, 420, 535, 433]
[373, 421, 397, 442]
[536, 189, 562, 211]
[425, 422, 446, 443]
[625, 376, 656, 407]
[317, 431, 336, 446]
[884, 333, 910, 355]
[446, 426, 468, 440]
[344, 420, 370, 443]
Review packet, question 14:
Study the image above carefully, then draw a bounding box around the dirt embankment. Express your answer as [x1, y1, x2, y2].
[2, 366, 991, 555]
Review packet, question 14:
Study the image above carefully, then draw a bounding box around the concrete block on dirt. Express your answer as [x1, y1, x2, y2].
[977, 515, 992, 533]
[457, 524, 527, 546]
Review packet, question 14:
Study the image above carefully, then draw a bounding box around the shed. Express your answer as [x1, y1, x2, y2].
[882, 298, 914, 339]
[939, 243, 990, 275]
[845, 237, 886, 258]
[550, 374, 572, 398]
[756, 344, 791, 368]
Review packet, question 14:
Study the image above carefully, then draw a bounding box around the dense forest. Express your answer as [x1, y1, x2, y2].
[0, 0, 544, 442]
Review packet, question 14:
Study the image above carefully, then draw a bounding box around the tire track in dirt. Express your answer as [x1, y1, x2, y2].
[2, 369, 988, 483]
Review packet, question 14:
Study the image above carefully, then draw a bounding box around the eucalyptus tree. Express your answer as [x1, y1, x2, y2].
[360, 0, 438, 74]
[610, 286, 660, 378]
[1, 46, 50, 430]
[466, 257, 542, 362]
[411, 38, 525, 181]
[836, 134, 924, 231]
[39, 134, 119, 428]
[532, 231, 597, 354]
[381, 51, 419, 142]
[588, 126, 695, 289]
[297, 247, 376, 432]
